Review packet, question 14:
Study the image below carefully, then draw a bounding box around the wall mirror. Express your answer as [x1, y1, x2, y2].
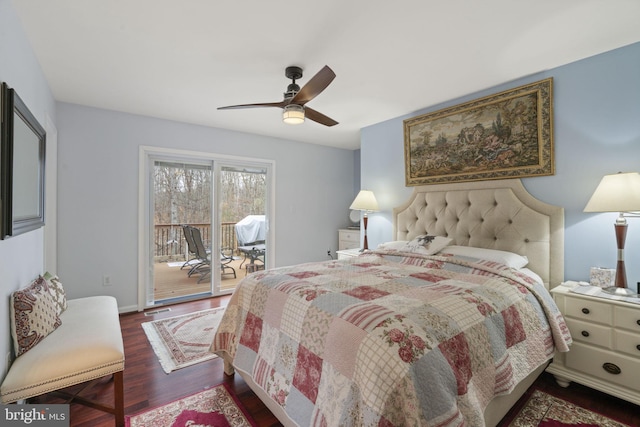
[1, 82, 46, 239]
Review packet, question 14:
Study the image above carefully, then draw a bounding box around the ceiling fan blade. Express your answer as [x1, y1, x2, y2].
[305, 107, 338, 127]
[218, 101, 287, 110]
[290, 65, 336, 106]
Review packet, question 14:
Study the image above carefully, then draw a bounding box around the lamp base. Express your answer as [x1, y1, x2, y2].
[602, 286, 639, 297]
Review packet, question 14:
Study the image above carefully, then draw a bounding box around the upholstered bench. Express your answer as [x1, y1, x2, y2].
[1, 295, 125, 427]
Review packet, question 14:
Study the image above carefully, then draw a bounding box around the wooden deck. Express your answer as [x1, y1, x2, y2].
[153, 257, 249, 301]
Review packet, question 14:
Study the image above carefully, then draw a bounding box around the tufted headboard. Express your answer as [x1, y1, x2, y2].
[393, 179, 564, 289]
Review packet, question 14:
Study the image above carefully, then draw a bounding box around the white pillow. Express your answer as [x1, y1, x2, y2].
[377, 241, 408, 250]
[402, 235, 453, 255]
[441, 245, 529, 269]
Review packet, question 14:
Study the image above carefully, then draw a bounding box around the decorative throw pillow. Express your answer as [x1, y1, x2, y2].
[10, 277, 62, 357]
[42, 272, 68, 315]
[402, 235, 453, 255]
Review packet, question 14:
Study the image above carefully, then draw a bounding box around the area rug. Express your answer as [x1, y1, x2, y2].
[508, 389, 630, 426]
[126, 383, 257, 427]
[142, 307, 225, 373]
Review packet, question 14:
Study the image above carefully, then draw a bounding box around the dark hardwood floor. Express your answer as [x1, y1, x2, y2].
[37, 297, 640, 427]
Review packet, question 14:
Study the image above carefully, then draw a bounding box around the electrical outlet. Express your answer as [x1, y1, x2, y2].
[103, 275, 112, 286]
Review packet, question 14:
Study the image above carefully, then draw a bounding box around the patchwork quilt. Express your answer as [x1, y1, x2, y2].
[212, 251, 572, 426]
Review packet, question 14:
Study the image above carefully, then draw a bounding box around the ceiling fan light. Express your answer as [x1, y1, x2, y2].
[283, 104, 305, 125]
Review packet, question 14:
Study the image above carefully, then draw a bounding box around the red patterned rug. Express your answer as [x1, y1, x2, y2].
[126, 383, 257, 427]
[508, 389, 630, 426]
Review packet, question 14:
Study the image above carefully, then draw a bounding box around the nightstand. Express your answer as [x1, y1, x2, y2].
[338, 228, 360, 250]
[546, 285, 640, 405]
[336, 248, 361, 260]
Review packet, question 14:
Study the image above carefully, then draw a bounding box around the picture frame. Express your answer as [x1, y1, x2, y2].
[403, 78, 554, 186]
[1, 82, 46, 239]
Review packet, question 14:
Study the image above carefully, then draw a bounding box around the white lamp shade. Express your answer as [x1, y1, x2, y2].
[350, 190, 379, 211]
[283, 104, 305, 124]
[584, 172, 640, 212]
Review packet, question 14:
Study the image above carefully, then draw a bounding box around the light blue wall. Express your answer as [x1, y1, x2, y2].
[361, 42, 640, 287]
[0, 0, 57, 377]
[55, 103, 355, 309]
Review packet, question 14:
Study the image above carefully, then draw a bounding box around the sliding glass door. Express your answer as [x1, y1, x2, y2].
[218, 163, 268, 293]
[152, 160, 213, 302]
[140, 147, 273, 309]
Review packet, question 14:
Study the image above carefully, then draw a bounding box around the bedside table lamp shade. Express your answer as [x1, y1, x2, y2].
[349, 190, 379, 250]
[584, 172, 640, 295]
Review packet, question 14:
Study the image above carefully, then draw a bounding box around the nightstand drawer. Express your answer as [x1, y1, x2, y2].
[566, 318, 613, 348]
[338, 229, 360, 250]
[339, 240, 359, 250]
[339, 230, 359, 242]
[615, 329, 640, 357]
[615, 306, 640, 332]
[565, 297, 612, 325]
[566, 342, 639, 390]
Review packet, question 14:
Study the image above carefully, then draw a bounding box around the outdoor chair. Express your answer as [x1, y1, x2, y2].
[182, 225, 209, 278]
[180, 224, 199, 271]
[189, 226, 212, 283]
[185, 225, 237, 282]
[220, 247, 237, 278]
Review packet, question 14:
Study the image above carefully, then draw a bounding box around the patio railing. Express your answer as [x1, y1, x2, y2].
[154, 222, 237, 261]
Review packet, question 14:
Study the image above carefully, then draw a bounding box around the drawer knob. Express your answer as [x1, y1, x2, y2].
[581, 308, 590, 314]
[637, 319, 640, 326]
[636, 344, 640, 352]
[581, 330, 590, 337]
[602, 363, 621, 375]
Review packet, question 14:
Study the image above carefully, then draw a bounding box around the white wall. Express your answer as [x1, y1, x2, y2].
[0, 0, 57, 377]
[361, 42, 640, 288]
[55, 103, 355, 308]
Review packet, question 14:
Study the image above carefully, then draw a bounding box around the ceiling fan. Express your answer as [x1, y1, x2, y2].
[217, 65, 338, 127]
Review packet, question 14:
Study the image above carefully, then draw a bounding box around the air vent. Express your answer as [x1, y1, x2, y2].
[144, 308, 171, 316]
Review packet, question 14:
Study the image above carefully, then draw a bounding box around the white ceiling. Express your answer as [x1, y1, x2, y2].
[11, 0, 640, 150]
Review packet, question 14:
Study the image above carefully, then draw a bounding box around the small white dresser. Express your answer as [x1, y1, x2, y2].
[546, 285, 640, 405]
[338, 228, 360, 250]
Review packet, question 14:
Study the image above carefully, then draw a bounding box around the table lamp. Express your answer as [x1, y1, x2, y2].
[584, 172, 640, 296]
[349, 190, 379, 250]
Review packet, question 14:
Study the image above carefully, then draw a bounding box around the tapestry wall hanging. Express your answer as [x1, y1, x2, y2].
[403, 78, 554, 186]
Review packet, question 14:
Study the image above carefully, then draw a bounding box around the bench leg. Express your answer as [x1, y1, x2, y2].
[114, 371, 124, 427]
[30, 371, 125, 426]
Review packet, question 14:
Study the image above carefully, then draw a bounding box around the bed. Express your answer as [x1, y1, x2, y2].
[212, 179, 572, 426]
